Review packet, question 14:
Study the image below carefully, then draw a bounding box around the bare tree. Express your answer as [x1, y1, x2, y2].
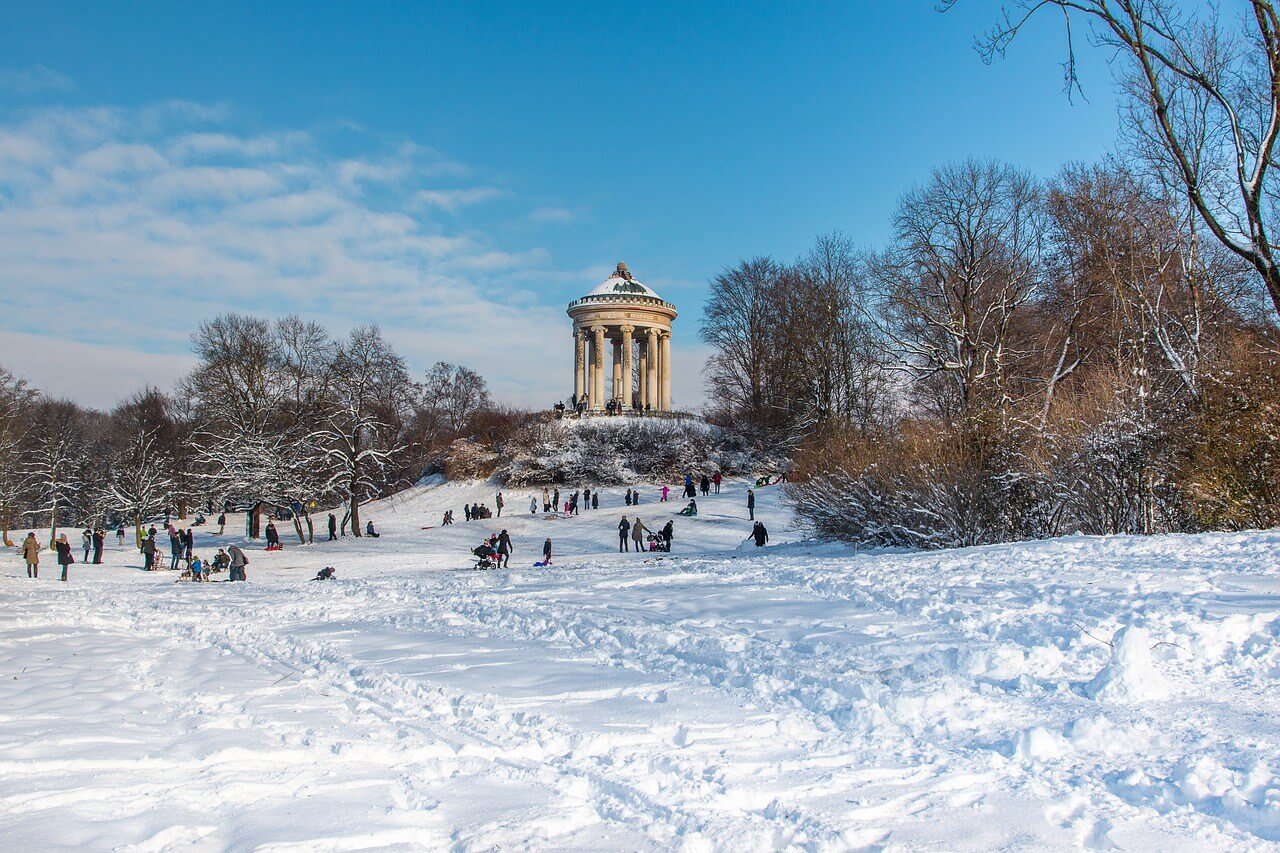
[964, 0, 1280, 319]
[311, 326, 411, 536]
[700, 256, 793, 434]
[0, 367, 36, 545]
[873, 159, 1045, 451]
[23, 400, 88, 547]
[105, 427, 175, 549]
[420, 362, 491, 436]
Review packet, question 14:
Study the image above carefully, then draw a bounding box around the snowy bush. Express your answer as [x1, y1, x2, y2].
[443, 438, 500, 481]
[501, 417, 765, 486]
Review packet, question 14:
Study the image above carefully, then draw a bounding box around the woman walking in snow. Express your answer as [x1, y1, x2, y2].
[529, 496, 537, 514]
[542, 538, 552, 565]
[617, 516, 631, 552]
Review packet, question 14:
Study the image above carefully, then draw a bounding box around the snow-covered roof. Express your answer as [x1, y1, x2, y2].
[582, 261, 663, 301]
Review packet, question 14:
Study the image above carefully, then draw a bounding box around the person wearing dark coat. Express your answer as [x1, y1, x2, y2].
[542, 538, 552, 565]
[265, 522, 281, 549]
[328, 513, 337, 541]
[583, 488, 592, 509]
[624, 488, 632, 506]
[92, 527, 105, 564]
[661, 520, 674, 551]
[747, 488, 756, 520]
[592, 492, 598, 510]
[752, 521, 769, 547]
[183, 528, 194, 560]
[81, 528, 92, 563]
[684, 473, 695, 499]
[365, 519, 380, 537]
[618, 516, 631, 552]
[142, 532, 158, 571]
[55, 534, 74, 582]
[700, 474, 710, 496]
[497, 530, 512, 568]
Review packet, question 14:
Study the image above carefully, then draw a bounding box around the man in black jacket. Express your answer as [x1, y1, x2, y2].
[747, 488, 756, 520]
[618, 516, 631, 552]
[752, 521, 769, 547]
[328, 513, 337, 541]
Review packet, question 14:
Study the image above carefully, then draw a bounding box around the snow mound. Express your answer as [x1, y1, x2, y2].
[1086, 625, 1171, 702]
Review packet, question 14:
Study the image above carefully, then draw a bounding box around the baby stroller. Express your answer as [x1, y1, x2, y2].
[472, 543, 497, 570]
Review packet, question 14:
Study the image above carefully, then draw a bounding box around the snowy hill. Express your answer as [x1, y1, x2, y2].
[1, 477, 1278, 849]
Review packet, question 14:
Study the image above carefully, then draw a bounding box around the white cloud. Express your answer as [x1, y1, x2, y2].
[0, 103, 584, 407]
[0, 65, 75, 95]
[416, 186, 505, 211]
[529, 205, 574, 224]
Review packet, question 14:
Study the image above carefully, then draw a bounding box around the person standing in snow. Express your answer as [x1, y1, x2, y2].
[618, 516, 631, 552]
[583, 488, 592, 510]
[712, 471, 722, 494]
[21, 532, 40, 578]
[529, 495, 537, 514]
[542, 538, 552, 565]
[227, 544, 248, 582]
[700, 474, 710, 496]
[217, 512, 226, 535]
[116, 524, 126, 545]
[747, 488, 756, 520]
[184, 528, 194, 561]
[630, 517, 649, 553]
[142, 531, 157, 571]
[752, 521, 769, 548]
[543, 488, 551, 513]
[592, 492, 599, 510]
[684, 473, 694, 499]
[464, 504, 472, 522]
[661, 485, 669, 502]
[661, 519, 674, 552]
[552, 488, 560, 513]
[328, 513, 337, 541]
[81, 528, 92, 563]
[497, 529, 512, 568]
[92, 527, 104, 564]
[625, 488, 632, 506]
[55, 533, 74, 582]
[265, 521, 281, 550]
[496, 492, 504, 518]
[169, 528, 183, 569]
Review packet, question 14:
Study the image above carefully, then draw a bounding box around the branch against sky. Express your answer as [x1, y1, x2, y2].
[953, 0, 1280, 321]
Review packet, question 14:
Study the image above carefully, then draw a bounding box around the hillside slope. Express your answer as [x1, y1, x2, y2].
[0, 477, 1277, 850]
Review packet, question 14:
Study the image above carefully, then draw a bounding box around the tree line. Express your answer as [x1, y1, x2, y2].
[0, 315, 507, 547]
[701, 1, 1280, 547]
[703, 158, 1276, 546]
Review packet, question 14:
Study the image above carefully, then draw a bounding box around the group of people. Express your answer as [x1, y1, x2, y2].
[472, 530, 554, 569]
[617, 516, 674, 553]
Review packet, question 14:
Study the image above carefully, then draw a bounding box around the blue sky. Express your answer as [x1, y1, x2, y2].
[0, 1, 1121, 409]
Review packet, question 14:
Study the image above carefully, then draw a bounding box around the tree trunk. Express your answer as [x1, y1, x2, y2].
[349, 491, 362, 537]
[292, 513, 306, 544]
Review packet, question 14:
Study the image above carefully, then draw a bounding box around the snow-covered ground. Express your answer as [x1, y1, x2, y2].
[1, 478, 1278, 850]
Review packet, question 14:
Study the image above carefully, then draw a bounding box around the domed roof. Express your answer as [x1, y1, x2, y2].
[583, 261, 663, 300]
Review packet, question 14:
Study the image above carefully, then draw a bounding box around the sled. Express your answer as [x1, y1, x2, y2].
[419, 526, 437, 530]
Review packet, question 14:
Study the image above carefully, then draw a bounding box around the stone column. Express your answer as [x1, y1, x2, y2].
[661, 332, 672, 411]
[611, 337, 622, 404]
[637, 340, 648, 410]
[591, 325, 606, 410]
[645, 328, 659, 411]
[619, 325, 634, 409]
[573, 329, 585, 403]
